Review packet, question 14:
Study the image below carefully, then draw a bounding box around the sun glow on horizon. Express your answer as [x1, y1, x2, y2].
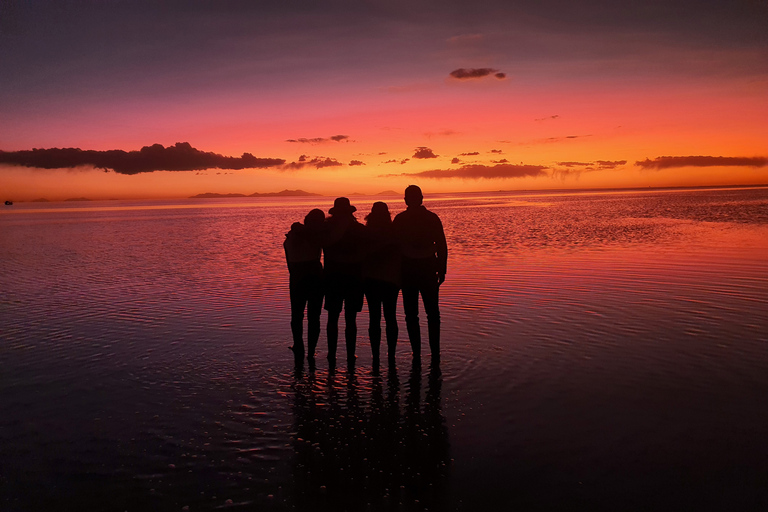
[2, 1, 767, 201]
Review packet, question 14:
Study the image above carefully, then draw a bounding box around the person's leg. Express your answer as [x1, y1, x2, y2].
[324, 273, 343, 362]
[402, 283, 421, 357]
[365, 281, 383, 360]
[344, 275, 364, 363]
[383, 284, 400, 360]
[326, 308, 340, 361]
[421, 278, 441, 359]
[344, 304, 357, 361]
[306, 276, 323, 359]
[289, 279, 306, 358]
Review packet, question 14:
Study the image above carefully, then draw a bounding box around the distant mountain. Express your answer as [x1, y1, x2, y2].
[64, 197, 92, 201]
[191, 189, 322, 199]
[248, 189, 322, 197]
[376, 190, 399, 196]
[190, 192, 247, 198]
[31, 198, 50, 202]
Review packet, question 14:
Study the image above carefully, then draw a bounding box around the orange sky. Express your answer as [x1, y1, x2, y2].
[2, 1, 767, 200]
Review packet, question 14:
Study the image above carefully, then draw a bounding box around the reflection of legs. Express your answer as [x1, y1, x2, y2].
[383, 286, 400, 358]
[326, 309, 341, 361]
[306, 287, 323, 358]
[402, 285, 421, 356]
[289, 282, 307, 356]
[344, 305, 357, 360]
[421, 282, 441, 357]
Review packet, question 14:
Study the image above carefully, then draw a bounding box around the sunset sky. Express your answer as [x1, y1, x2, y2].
[1, 0, 767, 200]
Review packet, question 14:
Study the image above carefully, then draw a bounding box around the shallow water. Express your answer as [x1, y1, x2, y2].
[1, 187, 767, 511]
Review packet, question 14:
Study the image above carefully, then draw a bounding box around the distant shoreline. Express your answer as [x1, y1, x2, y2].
[6, 183, 768, 203]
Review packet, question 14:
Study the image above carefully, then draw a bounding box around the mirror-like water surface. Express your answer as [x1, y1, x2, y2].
[2, 187, 767, 511]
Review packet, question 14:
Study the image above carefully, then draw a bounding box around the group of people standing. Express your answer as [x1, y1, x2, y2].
[284, 185, 447, 366]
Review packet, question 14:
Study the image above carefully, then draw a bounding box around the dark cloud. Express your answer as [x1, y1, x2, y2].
[383, 159, 398, 164]
[400, 158, 410, 165]
[595, 160, 627, 169]
[413, 147, 438, 159]
[283, 157, 343, 170]
[556, 161, 592, 167]
[451, 157, 460, 164]
[382, 163, 548, 180]
[535, 115, 560, 122]
[286, 135, 350, 144]
[556, 160, 626, 169]
[490, 149, 503, 154]
[459, 151, 479, 156]
[552, 159, 628, 179]
[492, 159, 509, 164]
[0, 142, 284, 174]
[349, 160, 365, 166]
[315, 158, 343, 169]
[635, 156, 768, 169]
[449, 68, 506, 80]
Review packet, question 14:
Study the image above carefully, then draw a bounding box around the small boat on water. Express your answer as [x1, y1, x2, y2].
[4, 200, 12, 205]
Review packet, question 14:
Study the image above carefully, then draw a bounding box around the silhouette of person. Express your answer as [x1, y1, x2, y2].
[392, 185, 447, 361]
[323, 197, 366, 364]
[284, 208, 326, 362]
[363, 202, 401, 364]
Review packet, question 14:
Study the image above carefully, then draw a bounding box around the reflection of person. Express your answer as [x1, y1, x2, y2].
[323, 197, 366, 363]
[363, 202, 401, 364]
[289, 357, 449, 510]
[284, 209, 325, 362]
[392, 185, 447, 361]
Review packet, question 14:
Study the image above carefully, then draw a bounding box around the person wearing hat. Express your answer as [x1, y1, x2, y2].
[392, 185, 447, 362]
[362, 201, 401, 364]
[323, 197, 366, 363]
[284, 208, 326, 362]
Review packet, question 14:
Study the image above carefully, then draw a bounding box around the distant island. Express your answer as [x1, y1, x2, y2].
[376, 190, 399, 196]
[190, 193, 247, 198]
[64, 197, 93, 201]
[190, 189, 322, 199]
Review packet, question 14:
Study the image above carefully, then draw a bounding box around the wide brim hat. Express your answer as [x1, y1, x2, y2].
[329, 197, 357, 215]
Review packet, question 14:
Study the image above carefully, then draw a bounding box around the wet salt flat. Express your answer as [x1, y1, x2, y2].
[1, 187, 768, 511]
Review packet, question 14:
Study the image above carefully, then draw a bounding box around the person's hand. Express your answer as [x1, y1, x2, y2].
[437, 272, 446, 285]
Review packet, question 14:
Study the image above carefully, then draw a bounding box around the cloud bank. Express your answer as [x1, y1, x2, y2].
[283, 157, 343, 170]
[635, 156, 768, 169]
[413, 147, 438, 159]
[0, 143, 285, 174]
[383, 163, 548, 180]
[556, 160, 627, 170]
[449, 68, 506, 80]
[286, 135, 350, 144]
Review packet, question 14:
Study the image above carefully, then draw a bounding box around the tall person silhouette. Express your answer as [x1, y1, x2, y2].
[362, 202, 401, 364]
[393, 186, 447, 362]
[323, 197, 366, 364]
[284, 209, 325, 362]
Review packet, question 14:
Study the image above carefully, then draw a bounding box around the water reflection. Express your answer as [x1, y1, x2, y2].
[290, 359, 450, 511]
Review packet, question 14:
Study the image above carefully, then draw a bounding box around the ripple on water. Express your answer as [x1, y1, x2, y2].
[1, 190, 768, 510]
